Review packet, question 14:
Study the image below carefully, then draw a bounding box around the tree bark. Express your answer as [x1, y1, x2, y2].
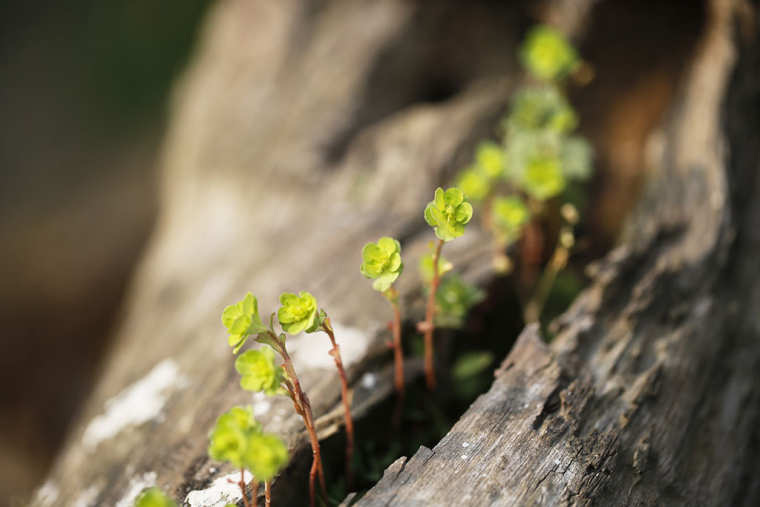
[30, 0, 760, 506]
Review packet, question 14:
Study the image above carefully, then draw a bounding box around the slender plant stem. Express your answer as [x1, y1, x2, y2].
[523, 230, 571, 323]
[274, 339, 326, 507]
[251, 479, 259, 507]
[240, 468, 251, 507]
[422, 239, 444, 390]
[390, 298, 404, 400]
[265, 480, 272, 507]
[322, 319, 355, 489]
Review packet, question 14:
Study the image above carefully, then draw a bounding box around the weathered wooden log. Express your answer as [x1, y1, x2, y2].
[30, 1, 531, 505]
[30, 0, 760, 506]
[353, 0, 760, 505]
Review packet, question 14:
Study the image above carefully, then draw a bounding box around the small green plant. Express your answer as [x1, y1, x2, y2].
[454, 23, 592, 324]
[134, 487, 176, 507]
[277, 292, 356, 488]
[419, 186, 473, 389]
[221, 292, 325, 507]
[360, 237, 405, 404]
[208, 406, 288, 507]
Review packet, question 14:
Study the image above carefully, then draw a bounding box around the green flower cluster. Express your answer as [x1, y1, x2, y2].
[360, 237, 403, 292]
[434, 274, 485, 329]
[424, 187, 473, 241]
[208, 406, 288, 482]
[222, 292, 266, 353]
[235, 347, 283, 395]
[457, 141, 508, 202]
[278, 291, 320, 334]
[491, 196, 530, 245]
[519, 25, 579, 82]
[506, 86, 576, 136]
[134, 487, 176, 507]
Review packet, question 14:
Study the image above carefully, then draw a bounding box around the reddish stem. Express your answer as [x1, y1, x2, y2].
[275, 340, 326, 507]
[265, 480, 272, 507]
[322, 319, 355, 489]
[240, 468, 251, 507]
[423, 239, 444, 390]
[251, 479, 259, 507]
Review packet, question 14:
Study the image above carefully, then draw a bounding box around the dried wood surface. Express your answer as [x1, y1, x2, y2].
[31, 0, 760, 506]
[353, 0, 760, 505]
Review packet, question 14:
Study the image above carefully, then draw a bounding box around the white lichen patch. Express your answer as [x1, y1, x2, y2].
[186, 471, 253, 507]
[290, 322, 375, 370]
[82, 359, 189, 450]
[72, 485, 100, 507]
[34, 480, 59, 506]
[115, 472, 157, 507]
[251, 391, 272, 416]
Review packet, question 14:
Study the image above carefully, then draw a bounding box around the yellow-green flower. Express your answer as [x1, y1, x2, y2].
[474, 141, 506, 179]
[222, 292, 266, 353]
[507, 86, 577, 135]
[424, 187, 473, 242]
[235, 348, 283, 395]
[521, 154, 565, 200]
[491, 196, 530, 245]
[456, 167, 490, 202]
[360, 237, 403, 292]
[134, 487, 176, 507]
[277, 291, 319, 334]
[520, 25, 579, 82]
[242, 432, 289, 482]
[208, 406, 261, 468]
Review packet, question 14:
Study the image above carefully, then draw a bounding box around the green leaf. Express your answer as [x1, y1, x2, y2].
[519, 25, 579, 82]
[235, 348, 284, 395]
[434, 275, 485, 328]
[222, 292, 266, 353]
[208, 406, 261, 468]
[134, 487, 177, 507]
[423, 187, 473, 242]
[242, 432, 289, 482]
[452, 351, 495, 380]
[360, 236, 403, 292]
[419, 251, 453, 283]
[277, 291, 319, 334]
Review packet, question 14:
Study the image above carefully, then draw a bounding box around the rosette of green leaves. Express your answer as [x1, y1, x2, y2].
[521, 153, 565, 200]
[208, 406, 262, 468]
[235, 348, 284, 395]
[456, 166, 490, 202]
[519, 25, 579, 82]
[424, 187, 473, 241]
[505, 86, 577, 137]
[434, 274, 485, 328]
[277, 291, 320, 334]
[243, 432, 289, 482]
[360, 237, 403, 292]
[491, 196, 530, 245]
[222, 292, 267, 353]
[134, 487, 177, 507]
